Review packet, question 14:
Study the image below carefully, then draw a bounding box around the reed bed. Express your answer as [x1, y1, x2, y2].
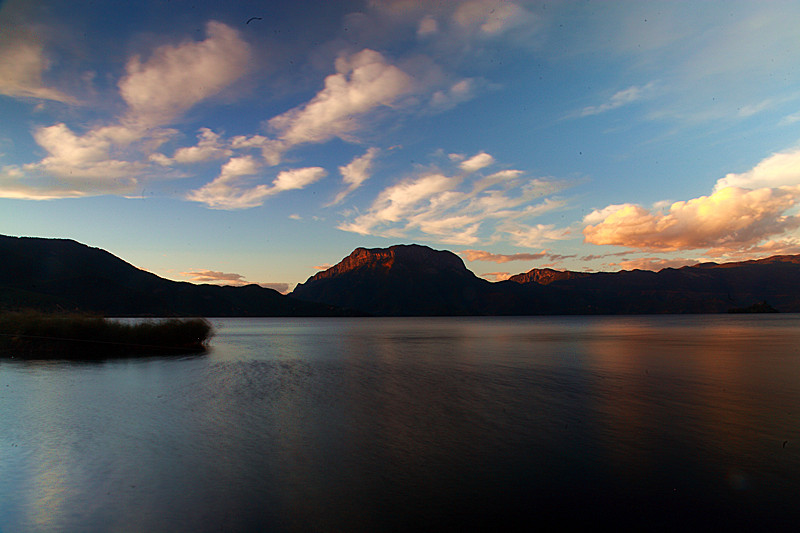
[0, 312, 213, 359]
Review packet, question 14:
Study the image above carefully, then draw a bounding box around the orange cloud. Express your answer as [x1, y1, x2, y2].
[583, 186, 800, 252]
[180, 269, 289, 293]
[180, 270, 248, 285]
[480, 271, 512, 281]
[459, 249, 548, 263]
[610, 257, 699, 271]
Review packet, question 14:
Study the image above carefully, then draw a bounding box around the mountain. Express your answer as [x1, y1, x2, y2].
[291, 244, 542, 316]
[291, 245, 482, 316]
[0, 235, 351, 316]
[292, 244, 800, 315]
[543, 256, 800, 314]
[5, 235, 799, 317]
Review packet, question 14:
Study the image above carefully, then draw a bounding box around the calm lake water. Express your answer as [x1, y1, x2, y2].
[2, 315, 800, 532]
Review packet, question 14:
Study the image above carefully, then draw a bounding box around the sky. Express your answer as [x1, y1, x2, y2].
[2, 0, 800, 292]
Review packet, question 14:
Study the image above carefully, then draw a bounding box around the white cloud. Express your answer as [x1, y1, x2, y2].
[459, 151, 494, 172]
[186, 157, 326, 210]
[338, 172, 456, 236]
[575, 83, 656, 118]
[342, 172, 455, 232]
[33, 123, 112, 169]
[0, 16, 73, 103]
[430, 78, 479, 110]
[453, 1, 530, 36]
[341, 147, 379, 188]
[417, 16, 438, 37]
[737, 98, 778, 118]
[714, 148, 800, 191]
[153, 128, 233, 165]
[780, 112, 800, 126]
[338, 153, 571, 245]
[272, 167, 328, 193]
[186, 156, 265, 209]
[267, 49, 415, 158]
[500, 223, 571, 248]
[2, 22, 252, 200]
[329, 147, 380, 205]
[16, 123, 147, 193]
[0, 165, 87, 199]
[231, 134, 271, 149]
[477, 2, 528, 35]
[119, 21, 250, 127]
[484, 169, 524, 181]
[6, 119, 182, 198]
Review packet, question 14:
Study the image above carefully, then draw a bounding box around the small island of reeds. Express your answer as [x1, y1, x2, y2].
[0, 312, 213, 359]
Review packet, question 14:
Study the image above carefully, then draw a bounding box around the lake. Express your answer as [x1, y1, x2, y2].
[2, 315, 800, 531]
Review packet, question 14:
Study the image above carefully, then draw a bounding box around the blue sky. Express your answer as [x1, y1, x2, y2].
[2, 0, 800, 291]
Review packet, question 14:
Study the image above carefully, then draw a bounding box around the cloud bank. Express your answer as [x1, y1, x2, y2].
[0, 21, 251, 199]
[583, 149, 800, 254]
[338, 151, 571, 245]
[459, 250, 549, 263]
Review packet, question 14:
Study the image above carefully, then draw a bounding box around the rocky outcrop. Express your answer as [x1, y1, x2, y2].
[307, 245, 471, 282]
[291, 244, 535, 316]
[508, 268, 590, 285]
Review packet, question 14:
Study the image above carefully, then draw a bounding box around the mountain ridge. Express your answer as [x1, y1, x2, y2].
[508, 267, 591, 285]
[3, 234, 800, 316]
[292, 244, 495, 316]
[291, 244, 800, 315]
[0, 235, 353, 317]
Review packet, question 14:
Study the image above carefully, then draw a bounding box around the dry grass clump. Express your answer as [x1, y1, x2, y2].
[0, 311, 213, 359]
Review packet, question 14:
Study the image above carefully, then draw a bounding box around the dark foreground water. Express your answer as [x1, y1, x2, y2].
[2, 315, 800, 532]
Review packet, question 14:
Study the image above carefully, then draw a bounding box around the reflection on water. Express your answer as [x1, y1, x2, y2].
[2, 315, 800, 531]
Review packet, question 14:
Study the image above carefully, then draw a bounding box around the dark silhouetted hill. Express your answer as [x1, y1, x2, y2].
[0, 235, 351, 316]
[5, 235, 800, 316]
[541, 256, 800, 314]
[291, 245, 546, 316]
[292, 245, 800, 315]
